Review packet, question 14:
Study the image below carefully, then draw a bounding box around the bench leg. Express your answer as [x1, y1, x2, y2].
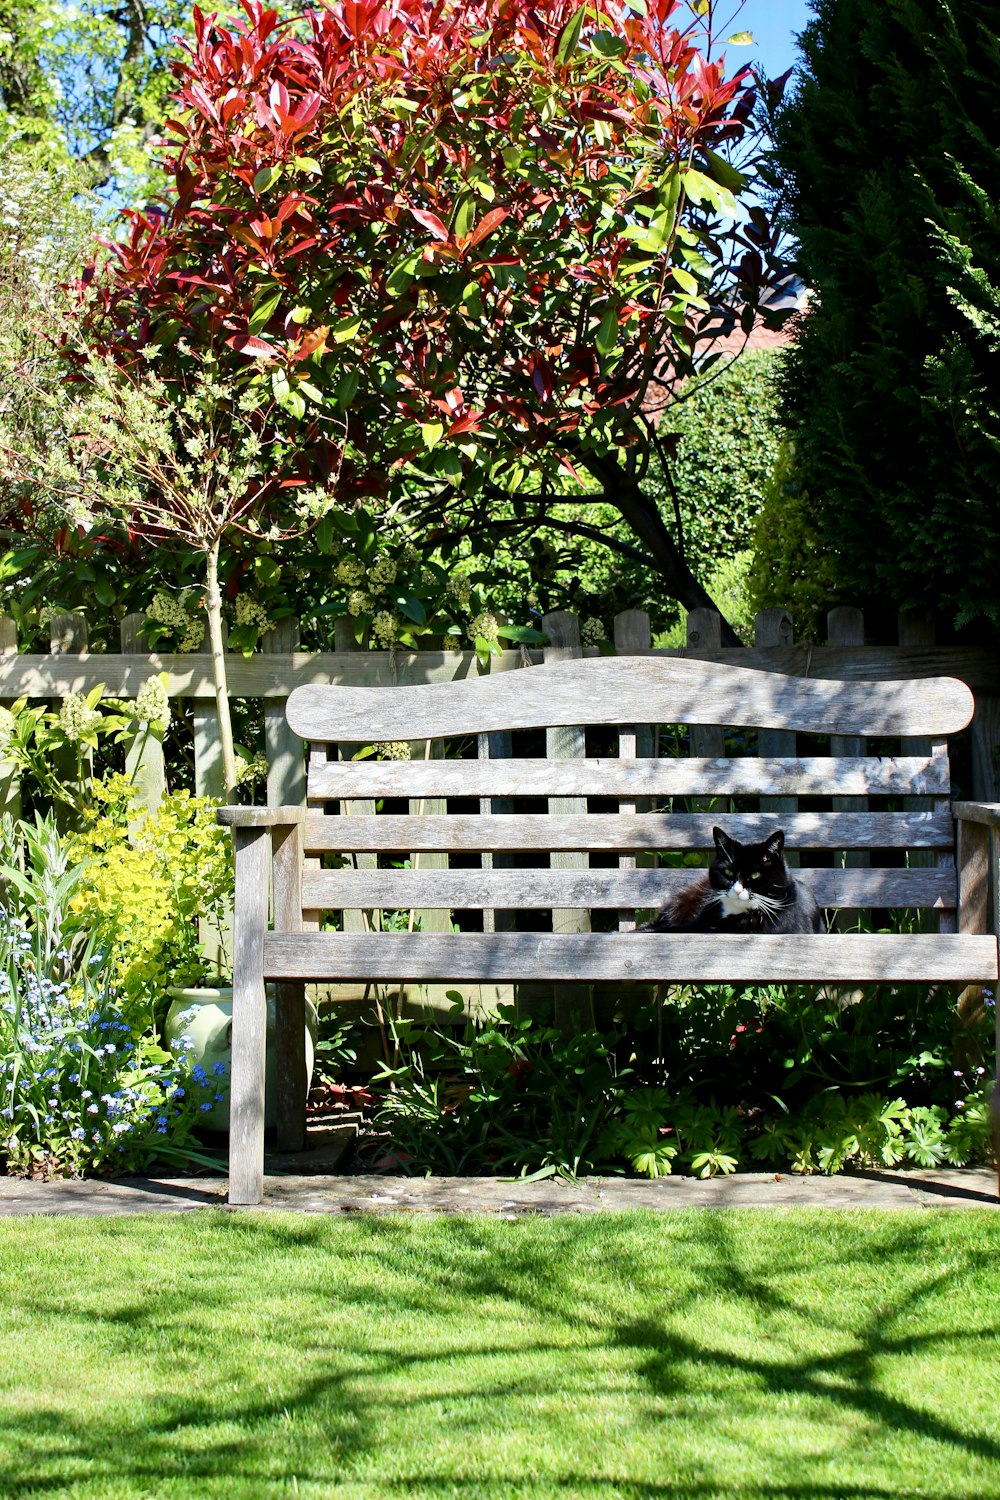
[229, 828, 270, 1206]
[275, 981, 307, 1152]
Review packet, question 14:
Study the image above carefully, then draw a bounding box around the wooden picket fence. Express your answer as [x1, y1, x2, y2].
[2, 601, 998, 1016]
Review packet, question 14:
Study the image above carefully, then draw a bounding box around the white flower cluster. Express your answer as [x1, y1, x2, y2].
[449, 574, 473, 609]
[581, 617, 606, 647]
[375, 741, 411, 761]
[37, 604, 60, 630]
[348, 589, 372, 616]
[234, 596, 273, 634]
[371, 611, 398, 647]
[0, 705, 15, 751]
[469, 611, 500, 646]
[400, 543, 420, 569]
[147, 591, 204, 652]
[235, 752, 268, 788]
[59, 694, 101, 744]
[369, 555, 397, 591]
[134, 677, 171, 730]
[336, 557, 365, 587]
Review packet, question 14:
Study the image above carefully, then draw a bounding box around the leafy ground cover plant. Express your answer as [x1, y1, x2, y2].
[348, 977, 993, 1179]
[0, 815, 224, 1177]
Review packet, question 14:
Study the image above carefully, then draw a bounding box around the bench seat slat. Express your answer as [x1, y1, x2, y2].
[262, 931, 999, 984]
[302, 810, 955, 853]
[300, 866, 957, 911]
[306, 754, 950, 802]
[286, 659, 975, 740]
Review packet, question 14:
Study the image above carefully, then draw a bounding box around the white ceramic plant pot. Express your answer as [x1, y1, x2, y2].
[164, 986, 318, 1133]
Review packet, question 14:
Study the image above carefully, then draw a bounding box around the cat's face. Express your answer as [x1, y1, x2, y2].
[710, 828, 788, 916]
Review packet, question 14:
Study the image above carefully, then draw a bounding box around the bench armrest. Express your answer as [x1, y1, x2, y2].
[217, 805, 306, 829]
[952, 801, 1000, 829]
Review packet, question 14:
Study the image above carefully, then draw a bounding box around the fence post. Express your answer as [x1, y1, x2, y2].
[265, 618, 305, 808]
[121, 614, 166, 822]
[50, 612, 89, 830]
[614, 609, 652, 931]
[828, 607, 868, 928]
[0, 617, 19, 822]
[755, 609, 798, 866]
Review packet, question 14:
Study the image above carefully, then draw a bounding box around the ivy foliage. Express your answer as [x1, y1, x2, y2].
[774, 0, 1000, 637]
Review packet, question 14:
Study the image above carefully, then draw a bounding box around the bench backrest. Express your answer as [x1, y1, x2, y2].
[284, 657, 974, 929]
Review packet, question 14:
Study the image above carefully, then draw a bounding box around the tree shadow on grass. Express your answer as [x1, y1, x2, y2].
[0, 1211, 998, 1498]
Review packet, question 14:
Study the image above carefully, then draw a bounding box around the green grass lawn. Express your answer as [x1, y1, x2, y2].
[1, 1210, 998, 1499]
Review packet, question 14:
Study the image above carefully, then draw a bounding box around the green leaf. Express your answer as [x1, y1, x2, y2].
[331, 314, 362, 344]
[421, 422, 444, 450]
[394, 592, 426, 625]
[495, 625, 545, 643]
[702, 146, 748, 194]
[591, 30, 626, 58]
[595, 306, 619, 355]
[672, 266, 699, 296]
[554, 5, 586, 66]
[725, 30, 754, 45]
[253, 164, 282, 194]
[249, 288, 283, 335]
[293, 156, 322, 174]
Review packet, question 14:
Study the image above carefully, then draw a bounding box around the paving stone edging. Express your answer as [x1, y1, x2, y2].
[0, 1168, 996, 1217]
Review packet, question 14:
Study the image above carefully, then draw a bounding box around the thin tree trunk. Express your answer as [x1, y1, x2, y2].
[205, 539, 238, 797]
[578, 448, 743, 646]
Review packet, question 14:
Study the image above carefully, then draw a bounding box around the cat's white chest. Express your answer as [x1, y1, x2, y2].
[720, 885, 753, 915]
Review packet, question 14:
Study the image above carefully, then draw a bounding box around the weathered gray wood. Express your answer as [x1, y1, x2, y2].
[261, 930, 1000, 985]
[0, 617, 20, 821]
[286, 657, 975, 743]
[300, 809, 956, 853]
[543, 611, 590, 1031]
[305, 754, 952, 801]
[933, 740, 958, 935]
[332, 619, 378, 938]
[409, 739, 451, 938]
[2, 643, 997, 699]
[121, 614, 167, 821]
[272, 819, 306, 1153]
[229, 827, 270, 1206]
[828, 609, 868, 921]
[899, 615, 938, 883]
[478, 726, 514, 936]
[217, 805, 305, 827]
[756, 611, 798, 863]
[193, 623, 226, 801]
[958, 820, 990, 935]
[686, 610, 726, 766]
[50, 613, 89, 830]
[615, 609, 654, 931]
[265, 619, 305, 808]
[300, 865, 956, 912]
[952, 801, 1000, 828]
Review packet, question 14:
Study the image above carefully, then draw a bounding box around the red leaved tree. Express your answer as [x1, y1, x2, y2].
[81, 0, 789, 641]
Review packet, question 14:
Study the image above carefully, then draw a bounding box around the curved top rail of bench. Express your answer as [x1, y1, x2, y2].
[285, 657, 975, 742]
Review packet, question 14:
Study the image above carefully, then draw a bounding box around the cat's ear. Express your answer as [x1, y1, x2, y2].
[765, 830, 785, 859]
[713, 826, 734, 856]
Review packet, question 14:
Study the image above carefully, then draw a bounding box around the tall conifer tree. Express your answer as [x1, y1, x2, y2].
[775, 0, 1000, 635]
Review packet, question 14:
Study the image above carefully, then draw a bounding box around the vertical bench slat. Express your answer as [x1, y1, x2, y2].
[933, 739, 957, 935]
[756, 610, 798, 867]
[614, 609, 653, 932]
[828, 607, 868, 928]
[543, 611, 590, 1029]
[479, 727, 514, 936]
[333, 619, 377, 938]
[411, 738, 451, 938]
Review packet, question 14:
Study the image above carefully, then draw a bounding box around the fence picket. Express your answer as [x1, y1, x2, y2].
[50, 612, 89, 829]
[121, 614, 166, 820]
[755, 609, 798, 866]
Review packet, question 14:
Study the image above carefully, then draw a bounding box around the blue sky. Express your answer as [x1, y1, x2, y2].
[716, 0, 813, 80]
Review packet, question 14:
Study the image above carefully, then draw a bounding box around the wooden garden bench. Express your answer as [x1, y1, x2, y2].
[220, 655, 1000, 1205]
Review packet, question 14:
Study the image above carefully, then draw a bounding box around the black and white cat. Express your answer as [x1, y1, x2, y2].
[640, 827, 821, 934]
